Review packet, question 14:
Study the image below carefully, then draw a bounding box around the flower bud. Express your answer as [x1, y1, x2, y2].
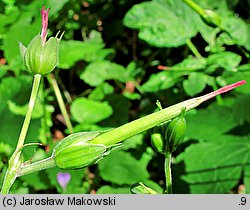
[201, 10, 222, 28]
[52, 132, 118, 170]
[165, 108, 187, 152]
[151, 133, 165, 154]
[19, 33, 62, 75]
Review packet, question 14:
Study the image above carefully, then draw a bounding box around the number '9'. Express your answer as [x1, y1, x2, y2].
[241, 197, 246, 205]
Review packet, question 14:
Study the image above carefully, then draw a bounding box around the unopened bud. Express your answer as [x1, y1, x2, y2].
[52, 132, 119, 170]
[165, 108, 187, 152]
[202, 9, 222, 28]
[19, 33, 62, 75]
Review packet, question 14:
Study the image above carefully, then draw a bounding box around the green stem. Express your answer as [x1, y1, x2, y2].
[47, 73, 74, 134]
[164, 152, 172, 194]
[91, 81, 245, 147]
[1, 74, 41, 194]
[17, 157, 56, 177]
[17, 74, 42, 148]
[186, 39, 203, 59]
[182, 0, 205, 16]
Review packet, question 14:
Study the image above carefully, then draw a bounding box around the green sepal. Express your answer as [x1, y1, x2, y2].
[165, 107, 187, 152]
[130, 182, 158, 194]
[151, 133, 165, 154]
[52, 131, 120, 170]
[23, 34, 61, 75]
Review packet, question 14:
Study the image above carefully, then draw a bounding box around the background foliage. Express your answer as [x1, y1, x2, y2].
[0, 0, 250, 194]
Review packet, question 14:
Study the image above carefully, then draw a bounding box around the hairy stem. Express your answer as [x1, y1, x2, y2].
[1, 74, 41, 194]
[18, 157, 56, 177]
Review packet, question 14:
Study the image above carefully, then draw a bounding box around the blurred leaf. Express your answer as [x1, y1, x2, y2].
[183, 72, 210, 96]
[244, 165, 250, 194]
[59, 32, 113, 69]
[186, 103, 238, 142]
[97, 185, 131, 194]
[3, 1, 40, 71]
[141, 71, 181, 92]
[88, 83, 114, 101]
[176, 137, 250, 193]
[80, 60, 130, 86]
[221, 15, 250, 50]
[206, 52, 242, 72]
[98, 150, 150, 185]
[0, 77, 21, 115]
[7, 100, 44, 119]
[124, 0, 200, 47]
[46, 167, 87, 193]
[220, 71, 250, 94]
[71, 97, 113, 124]
[99, 94, 130, 127]
[44, 0, 70, 16]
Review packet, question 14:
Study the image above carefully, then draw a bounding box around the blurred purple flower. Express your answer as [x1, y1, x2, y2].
[57, 172, 71, 190]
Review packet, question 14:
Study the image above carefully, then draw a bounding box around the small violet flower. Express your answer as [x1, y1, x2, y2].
[57, 172, 71, 191]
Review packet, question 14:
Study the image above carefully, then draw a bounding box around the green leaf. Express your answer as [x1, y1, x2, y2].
[186, 103, 238, 142]
[183, 72, 209, 96]
[244, 165, 250, 194]
[43, 0, 70, 15]
[206, 52, 242, 72]
[71, 97, 113, 124]
[80, 60, 130, 86]
[98, 150, 150, 185]
[46, 167, 88, 193]
[220, 71, 250, 94]
[88, 83, 114, 101]
[221, 14, 250, 50]
[7, 100, 44, 119]
[3, 2, 40, 70]
[99, 94, 130, 127]
[0, 77, 21, 116]
[124, 0, 200, 47]
[97, 186, 131, 194]
[176, 137, 250, 193]
[141, 71, 180, 92]
[58, 33, 113, 69]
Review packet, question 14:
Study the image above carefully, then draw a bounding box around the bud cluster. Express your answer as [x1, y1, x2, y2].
[151, 107, 187, 154]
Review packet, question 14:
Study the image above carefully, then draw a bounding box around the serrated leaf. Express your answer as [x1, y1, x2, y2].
[176, 137, 250, 193]
[186, 103, 238, 142]
[124, 0, 200, 47]
[80, 60, 130, 86]
[71, 97, 113, 124]
[98, 150, 150, 185]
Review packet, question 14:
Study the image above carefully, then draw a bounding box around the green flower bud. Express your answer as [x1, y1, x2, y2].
[202, 10, 222, 28]
[165, 108, 187, 152]
[19, 33, 62, 75]
[151, 133, 165, 154]
[52, 132, 119, 170]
